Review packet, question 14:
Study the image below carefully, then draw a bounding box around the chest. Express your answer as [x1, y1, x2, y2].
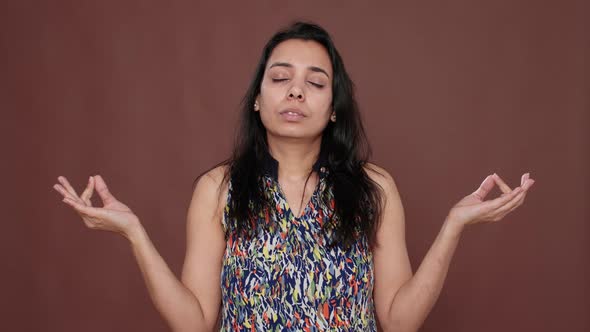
[277, 174, 320, 220]
[221, 176, 375, 300]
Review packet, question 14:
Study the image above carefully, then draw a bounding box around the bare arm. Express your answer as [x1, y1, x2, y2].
[55, 168, 227, 332]
[377, 216, 463, 332]
[369, 166, 534, 332]
[127, 166, 227, 332]
[128, 225, 207, 332]
[179, 166, 228, 330]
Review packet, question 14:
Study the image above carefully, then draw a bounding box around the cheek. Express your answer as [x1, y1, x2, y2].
[257, 101, 277, 129]
[259, 84, 284, 106]
[310, 89, 333, 114]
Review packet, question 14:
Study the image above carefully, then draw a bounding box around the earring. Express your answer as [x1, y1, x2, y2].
[254, 102, 259, 111]
[330, 112, 336, 122]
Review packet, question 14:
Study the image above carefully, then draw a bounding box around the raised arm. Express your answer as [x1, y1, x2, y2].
[179, 165, 228, 331]
[367, 166, 535, 332]
[54, 167, 228, 332]
[129, 165, 227, 331]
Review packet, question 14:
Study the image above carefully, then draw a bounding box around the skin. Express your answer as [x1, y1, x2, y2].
[53, 39, 536, 331]
[255, 39, 335, 216]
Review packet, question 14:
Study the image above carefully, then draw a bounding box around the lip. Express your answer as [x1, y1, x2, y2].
[279, 108, 306, 117]
[280, 113, 304, 122]
[279, 108, 306, 122]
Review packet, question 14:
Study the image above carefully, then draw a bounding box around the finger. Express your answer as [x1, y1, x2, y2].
[502, 176, 534, 196]
[527, 178, 535, 188]
[94, 175, 116, 205]
[522, 178, 535, 190]
[501, 191, 528, 217]
[80, 176, 95, 206]
[491, 189, 527, 221]
[502, 178, 535, 211]
[520, 173, 529, 187]
[492, 173, 512, 194]
[62, 196, 102, 217]
[490, 178, 535, 218]
[53, 184, 82, 202]
[57, 176, 80, 198]
[472, 174, 496, 200]
[482, 186, 523, 211]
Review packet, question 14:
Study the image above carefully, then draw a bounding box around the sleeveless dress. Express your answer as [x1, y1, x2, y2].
[219, 150, 377, 331]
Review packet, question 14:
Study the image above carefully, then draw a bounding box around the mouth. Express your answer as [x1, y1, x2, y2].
[279, 108, 306, 121]
[279, 108, 306, 117]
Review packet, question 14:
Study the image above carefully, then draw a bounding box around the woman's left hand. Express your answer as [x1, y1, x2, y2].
[446, 173, 535, 229]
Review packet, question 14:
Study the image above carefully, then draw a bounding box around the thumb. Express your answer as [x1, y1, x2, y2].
[93, 175, 117, 205]
[472, 174, 495, 200]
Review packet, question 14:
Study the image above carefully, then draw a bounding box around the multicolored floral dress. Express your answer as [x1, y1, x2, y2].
[220, 150, 377, 331]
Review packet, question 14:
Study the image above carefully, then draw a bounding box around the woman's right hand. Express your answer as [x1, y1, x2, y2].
[53, 175, 141, 241]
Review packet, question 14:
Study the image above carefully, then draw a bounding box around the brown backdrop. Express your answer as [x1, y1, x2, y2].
[2, 1, 588, 331]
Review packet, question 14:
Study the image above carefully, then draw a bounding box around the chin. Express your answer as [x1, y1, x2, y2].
[267, 127, 317, 140]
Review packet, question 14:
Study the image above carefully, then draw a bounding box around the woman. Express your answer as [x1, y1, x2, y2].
[54, 22, 535, 332]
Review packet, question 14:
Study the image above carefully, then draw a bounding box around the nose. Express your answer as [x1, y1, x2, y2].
[287, 85, 305, 101]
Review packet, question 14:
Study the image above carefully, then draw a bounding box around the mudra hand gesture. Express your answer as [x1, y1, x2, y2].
[53, 175, 140, 240]
[447, 173, 535, 228]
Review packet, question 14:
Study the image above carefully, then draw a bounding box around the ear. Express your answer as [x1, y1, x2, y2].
[254, 96, 260, 111]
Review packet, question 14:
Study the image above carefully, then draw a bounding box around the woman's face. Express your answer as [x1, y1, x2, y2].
[256, 39, 334, 141]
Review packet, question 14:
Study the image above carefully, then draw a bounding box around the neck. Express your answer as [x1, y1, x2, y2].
[266, 136, 321, 182]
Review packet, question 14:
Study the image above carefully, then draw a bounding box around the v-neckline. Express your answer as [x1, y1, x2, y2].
[275, 175, 323, 221]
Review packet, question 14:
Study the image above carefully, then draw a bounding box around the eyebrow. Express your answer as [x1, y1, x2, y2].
[268, 62, 330, 79]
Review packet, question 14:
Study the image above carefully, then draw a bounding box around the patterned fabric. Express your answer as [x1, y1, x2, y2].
[219, 151, 376, 331]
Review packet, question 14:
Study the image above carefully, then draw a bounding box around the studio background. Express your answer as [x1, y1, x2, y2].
[2, 1, 587, 331]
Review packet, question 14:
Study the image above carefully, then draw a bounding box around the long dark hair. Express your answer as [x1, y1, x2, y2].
[195, 21, 384, 250]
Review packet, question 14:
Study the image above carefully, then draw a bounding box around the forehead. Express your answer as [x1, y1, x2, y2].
[267, 39, 332, 75]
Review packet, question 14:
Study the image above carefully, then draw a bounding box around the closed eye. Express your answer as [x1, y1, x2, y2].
[272, 78, 324, 88]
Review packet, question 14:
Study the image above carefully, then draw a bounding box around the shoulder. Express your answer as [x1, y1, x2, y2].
[191, 163, 231, 217]
[198, 163, 229, 187]
[363, 162, 400, 199]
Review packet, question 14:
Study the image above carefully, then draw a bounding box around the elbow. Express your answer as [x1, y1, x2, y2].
[379, 308, 422, 332]
[380, 319, 416, 332]
[168, 296, 218, 332]
[380, 281, 431, 332]
[168, 321, 198, 332]
[170, 322, 214, 332]
[168, 313, 216, 332]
